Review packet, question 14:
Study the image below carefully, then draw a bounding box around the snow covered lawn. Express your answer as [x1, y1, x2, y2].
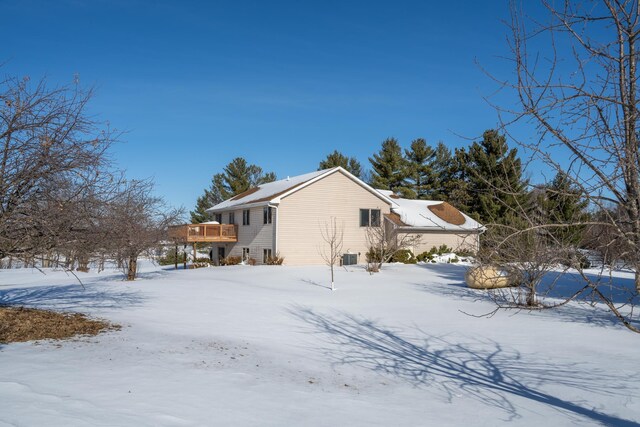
[1, 263, 639, 426]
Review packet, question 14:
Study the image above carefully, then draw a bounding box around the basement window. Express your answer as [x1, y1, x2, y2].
[263, 248, 272, 263]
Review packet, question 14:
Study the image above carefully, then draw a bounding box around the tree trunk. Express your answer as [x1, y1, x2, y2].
[127, 256, 137, 281]
[77, 254, 89, 272]
[526, 283, 536, 307]
[636, 268, 640, 294]
[331, 264, 335, 291]
[174, 245, 178, 270]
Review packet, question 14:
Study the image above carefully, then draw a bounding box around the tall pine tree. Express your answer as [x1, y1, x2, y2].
[542, 171, 589, 245]
[465, 129, 527, 223]
[318, 150, 363, 177]
[429, 142, 453, 201]
[405, 138, 436, 199]
[369, 138, 412, 197]
[190, 158, 276, 223]
[443, 147, 474, 213]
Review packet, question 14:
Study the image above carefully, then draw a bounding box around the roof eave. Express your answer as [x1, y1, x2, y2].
[395, 225, 486, 233]
[207, 200, 277, 213]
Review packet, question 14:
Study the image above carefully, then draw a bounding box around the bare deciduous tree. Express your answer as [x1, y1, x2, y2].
[319, 217, 344, 291]
[365, 220, 421, 272]
[485, 0, 640, 332]
[103, 179, 183, 281]
[0, 75, 116, 265]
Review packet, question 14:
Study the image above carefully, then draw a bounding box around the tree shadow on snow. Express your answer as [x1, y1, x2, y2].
[300, 278, 332, 290]
[416, 264, 640, 330]
[0, 283, 145, 312]
[91, 268, 174, 283]
[288, 306, 639, 426]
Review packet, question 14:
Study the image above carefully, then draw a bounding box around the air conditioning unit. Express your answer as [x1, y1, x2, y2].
[342, 253, 357, 266]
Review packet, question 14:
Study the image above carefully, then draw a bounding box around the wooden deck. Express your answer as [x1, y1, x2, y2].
[168, 224, 238, 243]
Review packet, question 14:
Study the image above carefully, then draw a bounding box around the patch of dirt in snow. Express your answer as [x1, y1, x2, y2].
[0, 306, 120, 343]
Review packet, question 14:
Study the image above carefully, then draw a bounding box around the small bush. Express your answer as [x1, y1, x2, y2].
[247, 258, 257, 266]
[416, 251, 434, 262]
[448, 256, 459, 263]
[220, 256, 242, 266]
[456, 248, 474, 257]
[192, 257, 213, 268]
[266, 253, 284, 265]
[437, 244, 452, 255]
[365, 247, 383, 264]
[158, 250, 184, 266]
[392, 249, 416, 264]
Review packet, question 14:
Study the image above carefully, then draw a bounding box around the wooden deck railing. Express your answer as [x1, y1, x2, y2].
[168, 224, 238, 243]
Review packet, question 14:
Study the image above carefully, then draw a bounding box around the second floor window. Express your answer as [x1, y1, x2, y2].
[263, 206, 272, 224]
[229, 212, 235, 225]
[359, 208, 381, 227]
[214, 213, 222, 223]
[243, 209, 250, 226]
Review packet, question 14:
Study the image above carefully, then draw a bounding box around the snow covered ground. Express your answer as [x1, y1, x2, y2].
[1, 262, 639, 426]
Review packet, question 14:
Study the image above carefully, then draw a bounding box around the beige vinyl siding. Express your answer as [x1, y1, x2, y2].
[214, 207, 275, 264]
[398, 231, 480, 255]
[277, 171, 391, 265]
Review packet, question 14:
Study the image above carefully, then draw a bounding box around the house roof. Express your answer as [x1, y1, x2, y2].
[207, 167, 396, 212]
[377, 190, 485, 232]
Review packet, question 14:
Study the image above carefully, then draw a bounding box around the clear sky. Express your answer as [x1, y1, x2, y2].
[1, 0, 528, 210]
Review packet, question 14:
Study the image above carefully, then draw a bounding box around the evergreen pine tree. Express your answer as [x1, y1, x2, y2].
[190, 173, 227, 223]
[405, 138, 436, 199]
[190, 158, 276, 223]
[542, 171, 589, 245]
[369, 138, 412, 197]
[465, 129, 527, 223]
[223, 158, 275, 195]
[429, 142, 453, 201]
[318, 150, 363, 177]
[443, 147, 474, 214]
[190, 190, 215, 224]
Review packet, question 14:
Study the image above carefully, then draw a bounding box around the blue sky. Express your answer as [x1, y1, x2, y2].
[1, 0, 531, 210]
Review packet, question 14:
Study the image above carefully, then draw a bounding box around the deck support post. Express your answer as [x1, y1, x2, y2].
[193, 242, 198, 263]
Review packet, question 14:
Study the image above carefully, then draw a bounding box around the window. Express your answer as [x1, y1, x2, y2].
[243, 209, 250, 226]
[371, 209, 381, 227]
[360, 209, 369, 227]
[263, 248, 272, 264]
[360, 208, 381, 227]
[229, 212, 235, 225]
[263, 206, 272, 224]
[242, 247, 250, 261]
[214, 213, 222, 223]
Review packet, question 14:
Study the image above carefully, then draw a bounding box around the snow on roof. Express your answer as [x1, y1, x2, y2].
[207, 169, 334, 212]
[377, 190, 484, 232]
